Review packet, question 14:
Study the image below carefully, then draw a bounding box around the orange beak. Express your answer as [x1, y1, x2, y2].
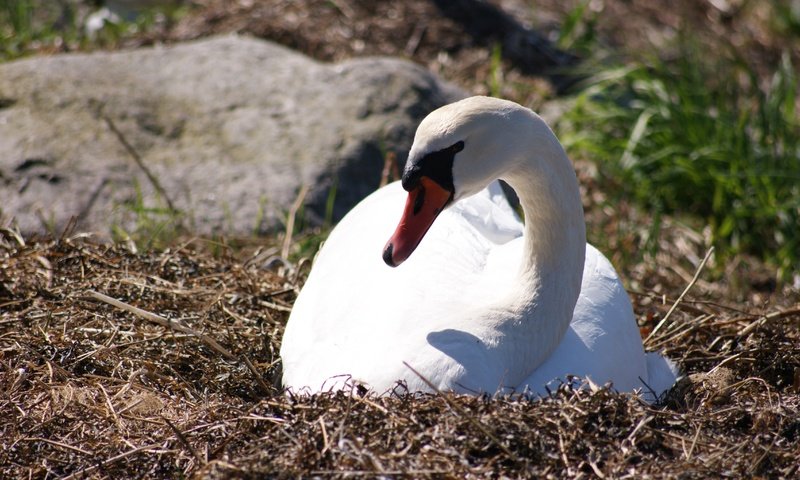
[383, 176, 453, 267]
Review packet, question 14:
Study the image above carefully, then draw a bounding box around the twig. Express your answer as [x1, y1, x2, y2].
[98, 382, 121, 428]
[0, 225, 25, 247]
[75, 177, 110, 226]
[647, 313, 716, 350]
[319, 416, 331, 455]
[353, 395, 389, 414]
[748, 419, 781, 474]
[379, 151, 400, 187]
[258, 299, 293, 313]
[282, 184, 310, 260]
[22, 437, 93, 456]
[86, 290, 237, 361]
[685, 426, 701, 460]
[736, 306, 800, 337]
[402, 361, 522, 463]
[625, 415, 653, 445]
[588, 460, 606, 478]
[162, 416, 204, 464]
[310, 470, 449, 476]
[100, 110, 178, 214]
[58, 215, 79, 243]
[404, 24, 427, 56]
[646, 247, 714, 343]
[628, 290, 710, 317]
[93, 291, 271, 395]
[557, 433, 571, 473]
[60, 443, 160, 480]
[240, 355, 272, 395]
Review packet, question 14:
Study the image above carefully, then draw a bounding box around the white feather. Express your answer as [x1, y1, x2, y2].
[280, 96, 678, 402]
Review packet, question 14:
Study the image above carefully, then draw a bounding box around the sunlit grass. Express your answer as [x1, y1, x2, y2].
[558, 39, 799, 280]
[0, 0, 187, 62]
[110, 181, 185, 252]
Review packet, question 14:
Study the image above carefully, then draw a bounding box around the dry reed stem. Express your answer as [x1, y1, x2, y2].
[98, 108, 178, 215]
[646, 246, 715, 342]
[87, 289, 238, 361]
[281, 184, 310, 260]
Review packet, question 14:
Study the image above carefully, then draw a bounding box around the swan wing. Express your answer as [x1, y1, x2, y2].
[519, 245, 677, 400]
[281, 181, 522, 392]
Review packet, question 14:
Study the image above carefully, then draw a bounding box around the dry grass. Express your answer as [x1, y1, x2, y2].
[2, 232, 798, 478]
[2, 3, 798, 476]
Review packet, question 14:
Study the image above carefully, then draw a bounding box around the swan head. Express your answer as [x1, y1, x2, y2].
[383, 96, 540, 267]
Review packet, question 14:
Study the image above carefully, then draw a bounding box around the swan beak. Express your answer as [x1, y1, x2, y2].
[383, 176, 453, 267]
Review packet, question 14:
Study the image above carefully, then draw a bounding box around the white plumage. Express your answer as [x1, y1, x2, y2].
[280, 96, 678, 401]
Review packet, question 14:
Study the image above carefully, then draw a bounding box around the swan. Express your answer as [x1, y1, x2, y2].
[280, 96, 678, 401]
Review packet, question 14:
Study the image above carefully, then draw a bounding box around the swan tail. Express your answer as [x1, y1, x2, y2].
[643, 352, 680, 403]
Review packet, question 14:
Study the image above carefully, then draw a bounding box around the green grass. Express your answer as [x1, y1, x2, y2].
[557, 38, 799, 280]
[555, 0, 597, 56]
[771, 0, 800, 37]
[0, 0, 186, 62]
[1, 0, 63, 59]
[111, 180, 185, 252]
[283, 179, 340, 263]
[488, 42, 503, 98]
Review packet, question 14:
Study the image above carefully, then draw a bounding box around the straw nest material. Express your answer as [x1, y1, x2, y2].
[1, 232, 798, 478]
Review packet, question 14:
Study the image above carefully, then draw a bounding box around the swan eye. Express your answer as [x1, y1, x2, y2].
[401, 140, 464, 193]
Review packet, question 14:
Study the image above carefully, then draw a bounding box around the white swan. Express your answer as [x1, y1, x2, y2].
[280, 96, 678, 401]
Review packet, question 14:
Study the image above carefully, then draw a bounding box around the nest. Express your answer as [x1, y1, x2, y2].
[1, 232, 798, 478]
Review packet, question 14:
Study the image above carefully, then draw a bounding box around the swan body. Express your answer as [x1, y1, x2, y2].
[280, 96, 678, 401]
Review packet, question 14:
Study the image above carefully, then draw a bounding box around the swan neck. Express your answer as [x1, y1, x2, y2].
[505, 143, 586, 287]
[489, 126, 586, 386]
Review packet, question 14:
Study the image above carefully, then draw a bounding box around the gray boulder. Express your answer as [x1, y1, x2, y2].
[0, 35, 464, 238]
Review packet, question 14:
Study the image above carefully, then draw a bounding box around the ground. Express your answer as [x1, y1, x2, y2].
[1, 236, 798, 478]
[1, 0, 799, 478]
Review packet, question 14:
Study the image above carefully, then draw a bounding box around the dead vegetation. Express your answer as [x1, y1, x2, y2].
[114, 0, 798, 108]
[1, 233, 798, 478]
[2, 1, 798, 477]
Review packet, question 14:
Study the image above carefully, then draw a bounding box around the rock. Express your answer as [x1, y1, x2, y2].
[0, 35, 464, 238]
